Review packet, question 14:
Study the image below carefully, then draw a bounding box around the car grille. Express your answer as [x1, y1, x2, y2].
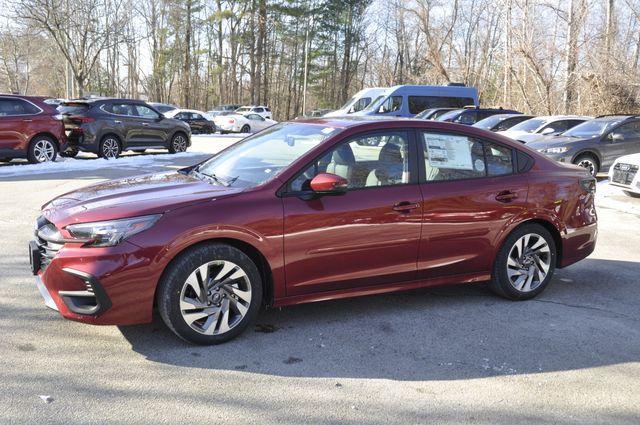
[35, 216, 63, 271]
[612, 163, 638, 185]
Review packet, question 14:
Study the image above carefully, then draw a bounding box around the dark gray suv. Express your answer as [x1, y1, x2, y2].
[526, 115, 640, 176]
[59, 98, 191, 159]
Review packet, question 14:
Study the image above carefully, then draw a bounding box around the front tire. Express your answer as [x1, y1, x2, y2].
[27, 136, 58, 164]
[169, 133, 188, 153]
[60, 147, 79, 158]
[489, 223, 556, 300]
[157, 243, 263, 345]
[573, 154, 599, 177]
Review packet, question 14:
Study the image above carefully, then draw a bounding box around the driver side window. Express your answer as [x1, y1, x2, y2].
[290, 132, 410, 192]
[378, 96, 403, 114]
[610, 122, 640, 141]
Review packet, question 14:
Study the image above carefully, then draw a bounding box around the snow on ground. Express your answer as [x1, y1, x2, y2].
[0, 134, 245, 178]
[596, 179, 640, 216]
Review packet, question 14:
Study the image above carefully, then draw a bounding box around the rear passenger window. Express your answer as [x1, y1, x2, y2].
[0, 99, 40, 116]
[290, 132, 410, 191]
[422, 132, 513, 182]
[485, 142, 513, 176]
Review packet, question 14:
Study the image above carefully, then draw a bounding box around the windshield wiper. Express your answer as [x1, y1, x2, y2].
[192, 168, 233, 187]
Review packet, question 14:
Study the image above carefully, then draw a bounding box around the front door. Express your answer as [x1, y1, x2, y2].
[134, 104, 166, 146]
[282, 130, 422, 296]
[417, 130, 529, 279]
[601, 121, 640, 169]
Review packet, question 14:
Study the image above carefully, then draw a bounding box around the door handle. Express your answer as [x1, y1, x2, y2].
[142, 123, 149, 126]
[114, 120, 122, 124]
[22, 119, 33, 122]
[393, 201, 420, 212]
[495, 190, 518, 203]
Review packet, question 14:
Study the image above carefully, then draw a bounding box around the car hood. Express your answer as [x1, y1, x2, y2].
[42, 171, 243, 227]
[525, 135, 586, 150]
[497, 130, 532, 140]
[614, 152, 640, 165]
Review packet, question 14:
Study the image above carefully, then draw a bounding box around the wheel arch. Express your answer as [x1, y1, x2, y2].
[501, 218, 564, 268]
[571, 149, 602, 168]
[29, 132, 61, 148]
[154, 237, 274, 309]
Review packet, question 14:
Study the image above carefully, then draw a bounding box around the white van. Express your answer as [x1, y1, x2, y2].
[323, 87, 387, 117]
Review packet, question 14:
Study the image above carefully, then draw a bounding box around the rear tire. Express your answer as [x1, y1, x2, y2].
[489, 223, 557, 300]
[623, 190, 640, 198]
[157, 243, 263, 345]
[241, 125, 250, 133]
[27, 136, 58, 164]
[573, 154, 599, 177]
[99, 136, 122, 159]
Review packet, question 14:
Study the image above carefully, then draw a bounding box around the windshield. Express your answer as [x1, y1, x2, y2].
[194, 123, 339, 188]
[436, 109, 463, 121]
[236, 107, 251, 113]
[57, 103, 90, 114]
[508, 118, 547, 133]
[153, 105, 175, 113]
[473, 115, 504, 130]
[338, 96, 356, 111]
[361, 95, 387, 112]
[563, 119, 620, 137]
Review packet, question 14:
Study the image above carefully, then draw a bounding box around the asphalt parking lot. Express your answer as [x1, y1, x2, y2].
[1, 144, 639, 424]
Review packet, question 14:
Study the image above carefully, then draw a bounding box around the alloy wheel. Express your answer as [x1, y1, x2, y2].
[577, 158, 596, 176]
[33, 139, 56, 162]
[102, 138, 120, 159]
[172, 135, 187, 152]
[179, 260, 252, 335]
[506, 233, 551, 293]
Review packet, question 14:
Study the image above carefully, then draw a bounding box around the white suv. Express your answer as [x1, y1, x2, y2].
[235, 105, 272, 120]
[609, 153, 640, 198]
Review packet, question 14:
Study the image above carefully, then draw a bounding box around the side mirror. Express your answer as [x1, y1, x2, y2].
[156, 115, 164, 122]
[540, 127, 555, 135]
[611, 133, 624, 142]
[309, 173, 348, 196]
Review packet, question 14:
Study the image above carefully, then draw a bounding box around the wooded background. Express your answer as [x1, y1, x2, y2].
[0, 0, 638, 119]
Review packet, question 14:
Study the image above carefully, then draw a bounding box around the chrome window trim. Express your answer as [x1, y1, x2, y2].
[0, 96, 44, 117]
[99, 103, 139, 118]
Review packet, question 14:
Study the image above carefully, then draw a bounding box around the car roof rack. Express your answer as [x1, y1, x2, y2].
[595, 113, 638, 119]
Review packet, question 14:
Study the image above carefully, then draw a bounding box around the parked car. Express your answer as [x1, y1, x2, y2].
[30, 117, 597, 344]
[148, 102, 178, 114]
[352, 84, 479, 118]
[213, 113, 276, 134]
[527, 115, 640, 176]
[437, 107, 521, 125]
[324, 87, 387, 117]
[473, 114, 535, 132]
[207, 104, 242, 117]
[235, 105, 272, 120]
[58, 98, 191, 159]
[414, 107, 458, 120]
[608, 153, 640, 197]
[0, 94, 67, 164]
[165, 109, 217, 134]
[498, 115, 591, 143]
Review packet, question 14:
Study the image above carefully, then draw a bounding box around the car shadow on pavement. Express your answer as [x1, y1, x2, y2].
[118, 258, 640, 381]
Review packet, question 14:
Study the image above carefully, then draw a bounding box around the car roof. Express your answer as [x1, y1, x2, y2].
[592, 114, 638, 121]
[533, 115, 592, 121]
[487, 113, 532, 119]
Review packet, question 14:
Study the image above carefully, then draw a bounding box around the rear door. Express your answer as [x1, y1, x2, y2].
[417, 130, 529, 279]
[0, 98, 34, 154]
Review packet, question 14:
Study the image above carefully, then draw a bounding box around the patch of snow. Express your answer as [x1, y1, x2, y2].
[0, 135, 244, 178]
[596, 180, 640, 216]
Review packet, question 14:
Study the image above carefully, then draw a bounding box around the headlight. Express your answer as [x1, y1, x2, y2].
[538, 146, 569, 154]
[66, 215, 162, 247]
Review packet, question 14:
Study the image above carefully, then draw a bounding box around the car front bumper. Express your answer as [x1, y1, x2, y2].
[29, 235, 161, 325]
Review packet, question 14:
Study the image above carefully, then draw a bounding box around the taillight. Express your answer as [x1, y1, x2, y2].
[228, 119, 235, 124]
[580, 177, 596, 194]
[71, 115, 95, 123]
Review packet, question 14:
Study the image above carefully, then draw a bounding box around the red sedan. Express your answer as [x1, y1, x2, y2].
[29, 118, 597, 344]
[0, 95, 67, 163]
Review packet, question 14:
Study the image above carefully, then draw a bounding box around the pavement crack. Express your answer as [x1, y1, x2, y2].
[533, 298, 639, 322]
